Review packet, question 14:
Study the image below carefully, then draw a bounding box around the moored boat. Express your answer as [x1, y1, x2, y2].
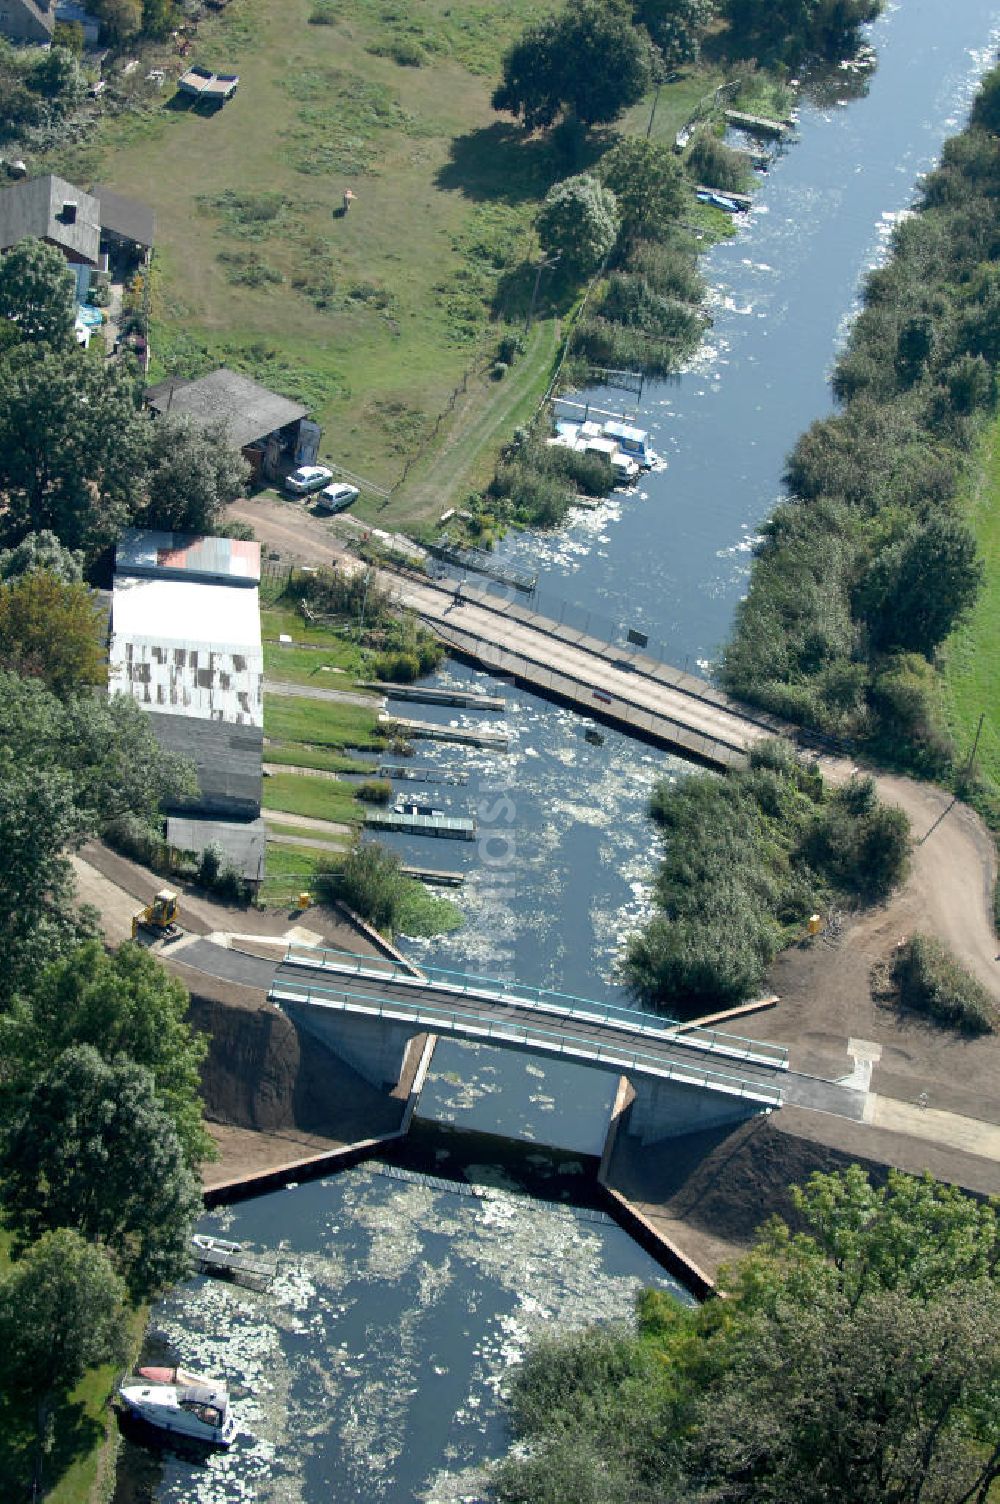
[118, 1377, 236, 1448]
[192, 1232, 243, 1255]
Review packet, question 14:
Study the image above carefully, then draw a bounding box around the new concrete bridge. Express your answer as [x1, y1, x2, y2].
[382, 570, 821, 769]
[264, 944, 869, 1144]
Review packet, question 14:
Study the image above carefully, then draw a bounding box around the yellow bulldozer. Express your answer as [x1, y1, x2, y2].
[131, 889, 180, 941]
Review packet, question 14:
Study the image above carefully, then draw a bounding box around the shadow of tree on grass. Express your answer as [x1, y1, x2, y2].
[435, 120, 613, 204]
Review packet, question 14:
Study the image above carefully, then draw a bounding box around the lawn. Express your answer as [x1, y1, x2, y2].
[263, 693, 385, 749]
[264, 740, 376, 774]
[942, 411, 1000, 791]
[258, 839, 341, 906]
[43, 0, 560, 510]
[39, 0, 731, 531]
[263, 770, 365, 824]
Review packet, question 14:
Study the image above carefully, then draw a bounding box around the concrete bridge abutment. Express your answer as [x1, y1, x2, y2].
[280, 1001, 424, 1092]
[625, 1073, 769, 1145]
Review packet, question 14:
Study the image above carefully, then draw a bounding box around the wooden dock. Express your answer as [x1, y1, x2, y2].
[724, 109, 793, 139]
[381, 713, 509, 750]
[359, 682, 505, 711]
[401, 865, 465, 886]
[191, 1243, 278, 1290]
[365, 809, 476, 841]
[378, 763, 470, 785]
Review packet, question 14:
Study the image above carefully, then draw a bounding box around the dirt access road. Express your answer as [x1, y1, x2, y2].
[233, 495, 999, 997]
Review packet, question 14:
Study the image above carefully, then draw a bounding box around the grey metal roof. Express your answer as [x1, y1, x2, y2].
[116, 528, 261, 585]
[145, 368, 307, 450]
[0, 0, 54, 41]
[166, 815, 267, 881]
[93, 185, 155, 249]
[152, 714, 263, 819]
[0, 175, 100, 264]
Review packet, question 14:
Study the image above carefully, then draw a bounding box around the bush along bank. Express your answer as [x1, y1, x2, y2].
[722, 65, 1000, 789]
[624, 740, 910, 1016]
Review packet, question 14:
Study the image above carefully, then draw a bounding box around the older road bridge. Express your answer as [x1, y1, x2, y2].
[382, 571, 826, 770]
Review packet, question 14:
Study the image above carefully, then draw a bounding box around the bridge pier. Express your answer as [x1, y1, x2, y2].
[280, 1000, 424, 1091]
[626, 1074, 768, 1146]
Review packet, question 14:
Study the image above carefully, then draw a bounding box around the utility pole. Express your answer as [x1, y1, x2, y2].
[646, 79, 662, 139]
[967, 711, 985, 776]
[525, 253, 560, 332]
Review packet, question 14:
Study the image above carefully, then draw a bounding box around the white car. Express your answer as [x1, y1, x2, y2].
[285, 464, 334, 496]
[315, 482, 360, 514]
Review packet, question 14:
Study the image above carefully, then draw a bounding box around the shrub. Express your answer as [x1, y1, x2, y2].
[309, 0, 338, 19]
[490, 361, 509, 381]
[375, 649, 421, 682]
[893, 934, 996, 1034]
[317, 842, 404, 930]
[686, 130, 750, 194]
[356, 779, 392, 804]
[496, 332, 526, 365]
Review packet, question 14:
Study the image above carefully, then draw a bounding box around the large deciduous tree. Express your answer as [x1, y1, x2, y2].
[494, 1168, 1000, 1504]
[493, 2, 652, 132]
[1, 1045, 202, 1298]
[141, 415, 251, 534]
[0, 670, 195, 1002]
[536, 174, 620, 274]
[0, 529, 84, 582]
[634, 0, 716, 67]
[860, 515, 983, 656]
[0, 237, 76, 347]
[0, 345, 149, 553]
[724, 0, 882, 66]
[599, 136, 686, 246]
[0, 941, 212, 1168]
[0, 1230, 129, 1480]
[0, 569, 106, 695]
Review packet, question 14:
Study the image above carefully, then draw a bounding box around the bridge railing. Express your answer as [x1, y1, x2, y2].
[282, 943, 789, 1070]
[270, 977, 784, 1108]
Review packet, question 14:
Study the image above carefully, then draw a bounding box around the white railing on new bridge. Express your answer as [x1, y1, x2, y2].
[270, 974, 784, 1109]
[281, 943, 788, 1072]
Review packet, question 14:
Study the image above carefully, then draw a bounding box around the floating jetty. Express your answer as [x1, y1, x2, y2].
[724, 109, 794, 139]
[191, 1242, 278, 1291]
[378, 763, 470, 785]
[359, 682, 505, 711]
[400, 865, 465, 886]
[365, 809, 476, 841]
[381, 713, 509, 749]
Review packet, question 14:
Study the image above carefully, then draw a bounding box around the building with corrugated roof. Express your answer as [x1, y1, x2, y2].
[109, 530, 266, 869]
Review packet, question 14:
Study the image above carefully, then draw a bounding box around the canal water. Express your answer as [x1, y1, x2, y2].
[124, 7, 1000, 1500]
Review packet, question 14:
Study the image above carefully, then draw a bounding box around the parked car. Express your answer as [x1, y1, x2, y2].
[285, 465, 334, 496]
[315, 482, 360, 514]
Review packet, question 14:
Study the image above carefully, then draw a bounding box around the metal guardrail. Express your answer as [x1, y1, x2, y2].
[270, 978, 783, 1108]
[281, 944, 789, 1070]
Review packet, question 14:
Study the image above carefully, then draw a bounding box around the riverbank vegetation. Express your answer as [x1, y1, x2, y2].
[492, 1165, 1000, 1504]
[890, 932, 997, 1036]
[316, 841, 463, 938]
[625, 740, 909, 1014]
[722, 64, 1000, 817]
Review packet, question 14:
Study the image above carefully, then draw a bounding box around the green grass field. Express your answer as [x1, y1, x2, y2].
[264, 740, 376, 774]
[258, 840, 334, 906]
[263, 694, 384, 749]
[942, 412, 1000, 791]
[263, 770, 365, 824]
[38, 0, 729, 531]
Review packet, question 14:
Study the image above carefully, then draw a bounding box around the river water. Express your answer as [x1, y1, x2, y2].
[124, 7, 1000, 1500]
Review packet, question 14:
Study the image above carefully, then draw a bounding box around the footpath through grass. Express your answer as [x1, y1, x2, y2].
[942, 412, 1000, 792]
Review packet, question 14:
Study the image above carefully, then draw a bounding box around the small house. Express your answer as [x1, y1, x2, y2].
[0, 0, 54, 45]
[146, 368, 313, 482]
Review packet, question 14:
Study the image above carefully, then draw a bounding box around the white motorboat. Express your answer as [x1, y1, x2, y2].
[192, 1233, 243, 1255]
[118, 1376, 236, 1448]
